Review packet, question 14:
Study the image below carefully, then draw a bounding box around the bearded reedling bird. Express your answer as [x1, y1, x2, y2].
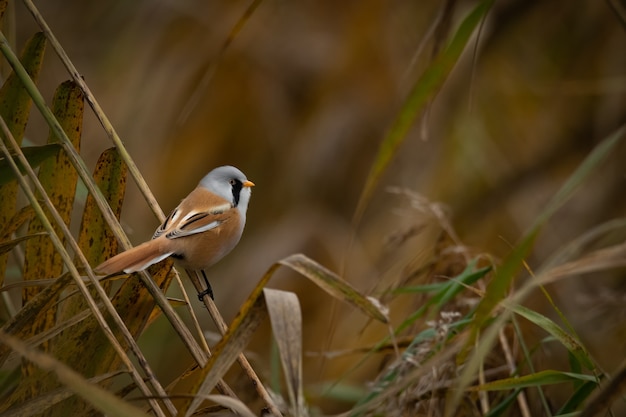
[95, 165, 254, 300]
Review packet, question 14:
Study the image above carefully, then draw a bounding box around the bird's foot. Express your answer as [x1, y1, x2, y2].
[197, 287, 214, 301]
[198, 270, 214, 301]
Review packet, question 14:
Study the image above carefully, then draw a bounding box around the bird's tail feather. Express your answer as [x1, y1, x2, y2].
[94, 240, 173, 274]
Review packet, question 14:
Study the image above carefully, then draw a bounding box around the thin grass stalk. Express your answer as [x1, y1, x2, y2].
[0, 120, 169, 417]
[173, 274, 211, 356]
[135, 269, 210, 360]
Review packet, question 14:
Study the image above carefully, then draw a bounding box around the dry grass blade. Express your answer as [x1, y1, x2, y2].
[0, 330, 150, 417]
[279, 254, 389, 324]
[183, 291, 268, 417]
[265, 288, 306, 417]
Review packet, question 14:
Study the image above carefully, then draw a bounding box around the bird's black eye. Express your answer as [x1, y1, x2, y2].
[229, 179, 236, 186]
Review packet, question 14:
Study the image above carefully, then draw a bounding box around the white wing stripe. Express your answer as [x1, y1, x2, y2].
[166, 220, 222, 239]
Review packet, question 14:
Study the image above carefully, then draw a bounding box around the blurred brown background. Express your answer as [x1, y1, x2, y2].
[12, 0, 626, 412]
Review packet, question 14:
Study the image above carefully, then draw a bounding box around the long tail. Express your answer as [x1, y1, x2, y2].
[94, 239, 173, 274]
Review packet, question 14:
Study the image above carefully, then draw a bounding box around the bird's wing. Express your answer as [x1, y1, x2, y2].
[154, 201, 233, 239]
[153, 208, 179, 239]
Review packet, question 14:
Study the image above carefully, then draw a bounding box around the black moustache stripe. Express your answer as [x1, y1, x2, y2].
[232, 180, 243, 207]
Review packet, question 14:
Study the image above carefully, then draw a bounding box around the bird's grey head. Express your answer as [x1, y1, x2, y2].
[199, 166, 254, 217]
